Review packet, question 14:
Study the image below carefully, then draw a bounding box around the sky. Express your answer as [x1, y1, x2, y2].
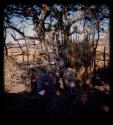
[6, 17, 37, 43]
[5, 6, 109, 44]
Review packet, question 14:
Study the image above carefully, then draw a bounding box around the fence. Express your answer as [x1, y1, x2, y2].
[96, 46, 109, 69]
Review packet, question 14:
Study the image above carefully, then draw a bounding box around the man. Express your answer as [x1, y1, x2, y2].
[31, 68, 37, 94]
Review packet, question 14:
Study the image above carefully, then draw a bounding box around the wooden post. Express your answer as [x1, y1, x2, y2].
[104, 46, 106, 69]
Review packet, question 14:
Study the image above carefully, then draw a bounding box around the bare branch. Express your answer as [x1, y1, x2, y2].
[7, 23, 25, 37]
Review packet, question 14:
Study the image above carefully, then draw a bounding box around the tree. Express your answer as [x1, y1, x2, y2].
[4, 3, 109, 84]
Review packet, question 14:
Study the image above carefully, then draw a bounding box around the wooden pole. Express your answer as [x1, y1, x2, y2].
[104, 46, 106, 69]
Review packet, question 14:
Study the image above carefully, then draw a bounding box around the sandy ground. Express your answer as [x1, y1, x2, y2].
[5, 83, 31, 93]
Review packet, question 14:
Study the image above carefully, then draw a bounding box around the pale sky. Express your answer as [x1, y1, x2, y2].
[6, 17, 37, 43]
[5, 8, 109, 44]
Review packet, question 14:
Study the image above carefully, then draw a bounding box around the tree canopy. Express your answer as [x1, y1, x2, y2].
[4, 4, 109, 41]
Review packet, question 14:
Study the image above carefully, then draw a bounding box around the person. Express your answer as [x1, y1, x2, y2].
[30, 68, 37, 94]
[63, 68, 76, 88]
[55, 72, 64, 96]
[44, 72, 56, 100]
[35, 69, 46, 95]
